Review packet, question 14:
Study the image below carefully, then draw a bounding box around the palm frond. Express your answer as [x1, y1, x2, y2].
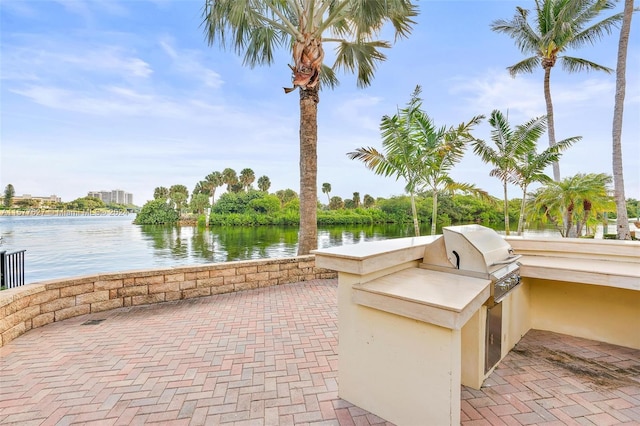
[560, 56, 613, 73]
[507, 56, 540, 76]
[333, 40, 390, 88]
[568, 12, 623, 48]
[319, 64, 339, 90]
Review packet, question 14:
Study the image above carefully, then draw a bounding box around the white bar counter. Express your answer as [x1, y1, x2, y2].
[314, 236, 483, 426]
[352, 267, 489, 330]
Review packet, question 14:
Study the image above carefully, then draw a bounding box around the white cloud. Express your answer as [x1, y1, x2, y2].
[159, 37, 224, 89]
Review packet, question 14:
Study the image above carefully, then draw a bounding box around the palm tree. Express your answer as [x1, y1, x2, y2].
[321, 182, 331, 204]
[201, 171, 224, 227]
[221, 168, 239, 193]
[416, 115, 487, 236]
[203, 0, 418, 255]
[363, 194, 375, 208]
[349, 86, 485, 236]
[239, 168, 256, 191]
[529, 173, 614, 237]
[512, 131, 580, 235]
[352, 192, 360, 208]
[193, 181, 207, 196]
[154, 186, 169, 201]
[491, 0, 622, 181]
[473, 111, 578, 235]
[257, 175, 271, 192]
[473, 110, 533, 235]
[348, 86, 427, 236]
[612, 0, 634, 240]
[169, 184, 189, 215]
[202, 172, 223, 205]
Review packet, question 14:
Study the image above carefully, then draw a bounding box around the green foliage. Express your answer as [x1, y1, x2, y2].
[248, 195, 281, 214]
[190, 193, 210, 214]
[377, 196, 413, 222]
[275, 189, 298, 206]
[328, 196, 344, 210]
[257, 175, 271, 192]
[3, 184, 15, 207]
[626, 198, 640, 220]
[154, 186, 169, 201]
[212, 190, 265, 214]
[67, 196, 105, 211]
[317, 208, 393, 225]
[134, 199, 179, 225]
[169, 184, 189, 213]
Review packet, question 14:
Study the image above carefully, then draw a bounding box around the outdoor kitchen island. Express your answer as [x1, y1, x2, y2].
[312, 227, 640, 426]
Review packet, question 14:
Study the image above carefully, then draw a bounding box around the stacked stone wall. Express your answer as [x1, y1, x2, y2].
[0, 256, 336, 347]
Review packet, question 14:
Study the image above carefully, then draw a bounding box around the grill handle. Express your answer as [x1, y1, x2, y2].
[452, 250, 460, 269]
[490, 254, 522, 266]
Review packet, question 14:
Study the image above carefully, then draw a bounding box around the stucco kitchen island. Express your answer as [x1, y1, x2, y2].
[313, 233, 640, 426]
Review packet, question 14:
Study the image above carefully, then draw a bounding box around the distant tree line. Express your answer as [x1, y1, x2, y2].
[1, 184, 131, 212]
[133, 167, 638, 239]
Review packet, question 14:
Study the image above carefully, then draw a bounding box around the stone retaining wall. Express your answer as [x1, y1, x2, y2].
[0, 255, 336, 347]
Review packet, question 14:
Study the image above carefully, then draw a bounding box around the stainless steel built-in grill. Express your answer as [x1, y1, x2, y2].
[420, 224, 522, 373]
[420, 224, 522, 303]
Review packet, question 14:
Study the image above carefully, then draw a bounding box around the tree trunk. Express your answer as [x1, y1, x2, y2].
[543, 66, 561, 181]
[410, 192, 420, 236]
[503, 181, 510, 236]
[297, 87, 319, 255]
[612, 0, 633, 240]
[517, 185, 528, 236]
[430, 191, 438, 236]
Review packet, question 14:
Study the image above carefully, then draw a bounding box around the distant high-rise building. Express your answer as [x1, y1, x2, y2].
[88, 189, 133, 205]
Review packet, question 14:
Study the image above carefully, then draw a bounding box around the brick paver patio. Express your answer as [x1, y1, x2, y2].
[1, 279, 639, 425]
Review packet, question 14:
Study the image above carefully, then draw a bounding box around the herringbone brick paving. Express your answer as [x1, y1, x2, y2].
[1, 279, 638, 425]
[462, 329, 640, 426]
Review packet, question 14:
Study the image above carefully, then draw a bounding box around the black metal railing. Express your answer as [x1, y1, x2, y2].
[1, 250, 26, 289]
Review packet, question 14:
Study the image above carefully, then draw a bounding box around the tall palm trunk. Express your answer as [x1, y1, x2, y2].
[298, 87, 319, 255]
[612, 0, 633, 240]
[517, 185, 528, 236]
[410, 192, 420, 236]
[430, 191, 438, 236]
[503, 181, 510, 235]
[543, 65, 561, 181]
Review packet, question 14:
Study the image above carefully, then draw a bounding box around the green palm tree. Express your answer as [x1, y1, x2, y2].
[239, 168, 256, 192]
[491, 0, 622, 181]
[473, 111, 578, 235]
[169, 184, 189, 215]
[511, 130, 579, 235]
[349, 86, 485, 236]
[321, 182, 331, 204]
[529, 173, 614, 237]
[415, 113, 487, 236]
[612, 0, 634, 240]
[203, 0, 418, 255]
[221, 168, 239, 193]
[153, 186, 169, 201]
[202, 172, 223, 205]
[348, 86, 427, 236]
[257, 175, 271, 192]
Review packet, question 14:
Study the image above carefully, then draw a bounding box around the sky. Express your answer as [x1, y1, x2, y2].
[1, 0, 638, 206]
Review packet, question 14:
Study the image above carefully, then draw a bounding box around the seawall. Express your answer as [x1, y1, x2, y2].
[0, 255, 336, 347]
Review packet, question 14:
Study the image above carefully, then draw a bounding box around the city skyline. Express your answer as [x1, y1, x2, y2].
[1, 1, 638, 204]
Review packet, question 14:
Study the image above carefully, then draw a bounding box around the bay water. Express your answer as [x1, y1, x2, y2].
[0, 214, 411, 284]
[1, 214, 563, 284]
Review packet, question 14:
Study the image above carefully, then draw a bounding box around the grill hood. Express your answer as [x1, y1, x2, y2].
[421, 225, 520, 279]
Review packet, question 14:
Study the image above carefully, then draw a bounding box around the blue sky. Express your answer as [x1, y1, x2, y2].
[1, 0, 638, 206]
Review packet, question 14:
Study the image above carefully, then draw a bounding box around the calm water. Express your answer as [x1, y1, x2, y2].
[0, 214, 562, 284]
[0, 214, 417, 284]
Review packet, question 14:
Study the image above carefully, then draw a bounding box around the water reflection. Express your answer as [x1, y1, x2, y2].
[138, 224, 415, 263]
